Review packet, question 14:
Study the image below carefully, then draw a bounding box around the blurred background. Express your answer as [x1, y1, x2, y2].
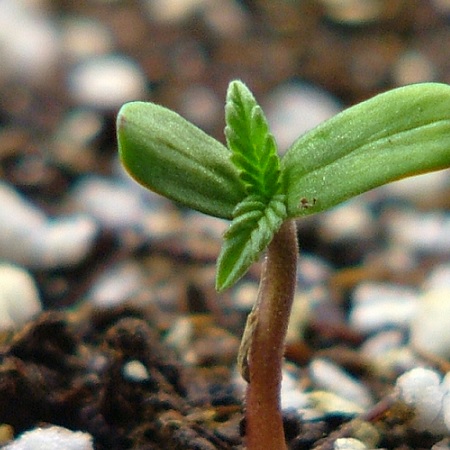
[1, 0, 450, 326]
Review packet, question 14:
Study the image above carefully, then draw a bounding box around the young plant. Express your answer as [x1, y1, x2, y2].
[117, 80, 450, 449]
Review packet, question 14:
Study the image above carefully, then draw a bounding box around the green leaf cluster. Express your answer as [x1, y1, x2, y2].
[117, 81, 450, 291]
[225, 81, 281, 200]
[216, 81, 287, 290]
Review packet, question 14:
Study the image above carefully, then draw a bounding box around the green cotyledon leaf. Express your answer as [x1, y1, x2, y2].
[281, 82, 450, 218]
[215, 81, 286, 291]
[117, 101, 246, 220]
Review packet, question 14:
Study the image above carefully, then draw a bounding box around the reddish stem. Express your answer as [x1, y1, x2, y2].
[245, 219, 298, 450]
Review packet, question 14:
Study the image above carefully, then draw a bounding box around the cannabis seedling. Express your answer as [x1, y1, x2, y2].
[117, 80, 450, 449]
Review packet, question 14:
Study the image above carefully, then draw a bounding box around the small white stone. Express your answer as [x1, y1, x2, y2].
[297, 255, 331, 288]
[52, 110, 104, 172]
[319, 199, 375, 241]
[424, 264, 450, 290]
[443, 372, 450, 431]
[0, 182, 46, 230]
[396, 368, 448, 434]
[286, 289, 323, 343]
[88, 261, 146, 308]
[231, 282, 259, 311]
[321, 0, 386, 24]
[61, 17, 113, 61]
[307, 391, 364, 419]
[387, 210, 450, 254]
[334, 438, 367, 450]
[69, 55, 147, 109]
[178, 85, 221, 130]
[122, 360, 150, 382]
[392, 49, 436, 86]
[202, 0, 249, 37]
[35, 216, 98, 269]
[361, 329, 403, 360]
[410, 289, 450, 359]
[0, 182, 46, 266]
[72, 176, 145, 230]
[381, 170, 449, 202]
[3, 425, 94, 450]
[360, 331, 417, 377]
[0, 263, 41, 331]
[265, 82, 341, 152]
[56, 109, 104, 148]
[92, 262, 145, 306]
[280, 366, 309, 410]
[164, 317, 194, 355]
[0, 183, 98, 269]
[309, 358, 374, 409]
[145, 0, 209, 23]
[431, 438, 450, 450]
[0, 0, 60, 83]
[350, 282, 419, 333]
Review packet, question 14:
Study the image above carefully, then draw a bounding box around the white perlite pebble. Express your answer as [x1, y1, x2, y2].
[360, 332, 417, 378]
[0, 0, 59, 83]
[0, 182, 46, 230]
[0, 264, 41, 330]
[145, 0, 209, 23]
[61, 17, 113, 61]
[334, 438, 367, 450]
[122, 360, 150, 382]
[319, 199, 375, 241]
[3, 425, 94, 450]
[309, 358, 374, 409]
[88, 261, 146, 308]
[396, 368, 449, 435]
[307, 391, 364, 418]
[297, 255, 331, 288]
[72, 176, 145, 230]
[387, 210, 450, 254]
[431, 438, 450, 450]
[202, 0, 249, 37]
[178, 85, 221, 130]
[350, 282, 419, 333]
[424, 265, 450, 290]
[392, 49, 436, 86]
[36, 216, 98, 268]
[410, 289, 450, 359]
[443, 372, 450, 432]
[280, 367, 309, 411]
[265, 82, 341, 152]
[0, 182, 98, 269]
[69, 55, 147, 109]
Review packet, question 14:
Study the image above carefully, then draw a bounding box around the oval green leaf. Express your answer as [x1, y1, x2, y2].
[117, 101, 246, 220]
[281, 83, 450, 218]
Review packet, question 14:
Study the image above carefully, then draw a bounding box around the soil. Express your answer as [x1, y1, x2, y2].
[0, 1, 449, 449]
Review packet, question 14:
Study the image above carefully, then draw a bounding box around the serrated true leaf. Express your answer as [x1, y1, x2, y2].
[117, 101, 246, 220]
[281, 83, 450, 218]
[225, 80, 281, 199]
[216, 194, 287, 291]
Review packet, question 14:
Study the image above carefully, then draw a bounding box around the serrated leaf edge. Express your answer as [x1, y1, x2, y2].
[216, 194, 287, 291]
[225, 81, 282, 199]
